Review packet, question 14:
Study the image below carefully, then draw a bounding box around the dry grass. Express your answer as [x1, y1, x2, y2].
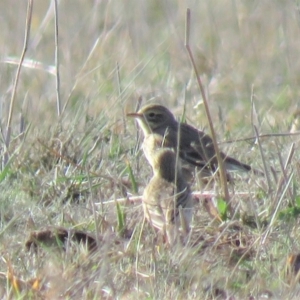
[0, 0, 300, 298]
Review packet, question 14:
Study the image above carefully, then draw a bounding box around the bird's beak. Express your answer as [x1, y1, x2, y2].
[126, 112, 143, 119]
[127, 111, 150, 134]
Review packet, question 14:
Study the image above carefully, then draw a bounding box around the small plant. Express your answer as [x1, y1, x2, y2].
[278, 195, 300, 222]
[216, 197, 229, 221]
[115, 201, 126, 237]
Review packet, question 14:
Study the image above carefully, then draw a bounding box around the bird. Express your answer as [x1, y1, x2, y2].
[127, 104, 262, 178]
[142, 148, 193, 245]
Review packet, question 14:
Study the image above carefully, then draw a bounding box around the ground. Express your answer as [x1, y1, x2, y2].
[0, 1, 300, 299]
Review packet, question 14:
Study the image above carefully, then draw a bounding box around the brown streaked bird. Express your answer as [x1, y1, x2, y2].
[128, 104, 263, 178]
[142, 148, 193, 245]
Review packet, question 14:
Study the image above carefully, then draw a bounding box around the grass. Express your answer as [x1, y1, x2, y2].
[0, 0, 300, 298]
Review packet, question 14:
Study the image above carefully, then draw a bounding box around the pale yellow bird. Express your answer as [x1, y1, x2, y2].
[142, 148, 193, 245]
[128, 104, 263, 178]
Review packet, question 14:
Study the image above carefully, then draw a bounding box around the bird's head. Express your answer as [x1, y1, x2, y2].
[127, 104, 176, 135]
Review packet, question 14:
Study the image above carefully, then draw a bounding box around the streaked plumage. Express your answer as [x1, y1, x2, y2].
[128, 104, 262, 177]
[142, 148, 193, 244]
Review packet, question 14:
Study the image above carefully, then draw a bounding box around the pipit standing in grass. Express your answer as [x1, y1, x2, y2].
[142, 148, 193, 245]
[128, 104, 263, 179]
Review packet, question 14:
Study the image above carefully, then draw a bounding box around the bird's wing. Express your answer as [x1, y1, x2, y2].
[173, 123, 217, 170]
[178, 123, 260, 174]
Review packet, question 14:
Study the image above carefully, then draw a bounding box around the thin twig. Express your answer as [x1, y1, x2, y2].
[133, 96, 143, 173]
[219, 131, 300, 145]
[4, 0, 33, 167]
[116, 62, 126, 134]
[185, 8, 231, 215]
[54, 0, 61, 117]
[31, 1, 55, 48]
[284, 142, 295, 170]
[274, 143, 295, 203]
[61, 37, 100, 114]
[250, 85, 261, 134]
[253, 126, 272, 193]
[250, 84, 255, 136]
[261, 172, 294, 245]
[86, 166, 100, 247]
[19, 92, 29, 138]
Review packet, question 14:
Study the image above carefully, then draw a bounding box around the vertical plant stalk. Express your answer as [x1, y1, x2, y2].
[54, 0, 61, 117]
[4, 0, 33, 167]
[133, 96, 143, 174]
[274, 142, 295, 204]
[62, 37, 100, 114]
[86, 166, 100, 247]
[261, 172, 293, 245]
[19, 93, 29, 138]
[184, 9, 231, 215]
[253, 126, 272, 193]
[116, 62, 126, 134]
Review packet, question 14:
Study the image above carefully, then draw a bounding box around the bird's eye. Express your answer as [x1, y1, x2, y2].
[148, 112, 155, 118]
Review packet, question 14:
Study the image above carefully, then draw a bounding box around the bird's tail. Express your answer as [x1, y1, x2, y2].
[224, 155, 264, 176]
